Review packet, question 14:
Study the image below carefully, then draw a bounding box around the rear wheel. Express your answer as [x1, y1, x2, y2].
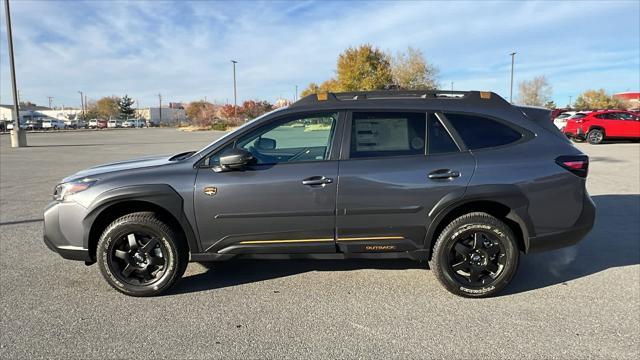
[96, 212, 188, 296]
[587, 129, 604, 144]
[429, 212, 519, 298]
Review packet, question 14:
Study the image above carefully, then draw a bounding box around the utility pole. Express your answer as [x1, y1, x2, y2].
[78, 91, 84, 118]
[158, 93, 162, 124]
[5, 0, 26, 147]
[509, 52, 516, 104]
[231, 60, 238, 118]
[47, 96, 53, 109]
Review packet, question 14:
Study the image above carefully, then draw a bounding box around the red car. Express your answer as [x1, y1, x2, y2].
[564, 110, 640, 144]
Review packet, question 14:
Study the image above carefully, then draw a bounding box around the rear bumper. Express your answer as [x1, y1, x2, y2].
[527, 192, 596, 253]
[43, 200, 92, 262]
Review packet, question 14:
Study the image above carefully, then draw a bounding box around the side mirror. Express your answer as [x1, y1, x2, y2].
[215, 148, 254, 172]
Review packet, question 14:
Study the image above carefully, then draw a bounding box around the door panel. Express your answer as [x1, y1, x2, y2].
[193, 111, 343, 254]
[195, 162, 338, 253]
[336, 110, 475, 253]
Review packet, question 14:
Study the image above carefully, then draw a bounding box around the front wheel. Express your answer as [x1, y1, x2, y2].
[587, 129, 604, 144]
[429, 212, 519, 298]
[96, 212, 188, 296]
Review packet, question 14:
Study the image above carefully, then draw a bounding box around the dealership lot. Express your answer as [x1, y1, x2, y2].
[1, 129, 638, 359]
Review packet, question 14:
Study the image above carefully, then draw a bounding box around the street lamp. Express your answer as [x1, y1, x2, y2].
[231, 60, 238, 118]
[5, 0, 26, 147]
[509, 52, 516, 103]
[78, 91, 84, 118]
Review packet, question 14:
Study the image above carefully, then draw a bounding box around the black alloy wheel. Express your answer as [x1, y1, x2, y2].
[108, 232, 167, 286]
[445, 230, 506, 287]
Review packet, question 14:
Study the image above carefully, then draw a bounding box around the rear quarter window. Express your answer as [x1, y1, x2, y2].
[444, 113, 523, 150]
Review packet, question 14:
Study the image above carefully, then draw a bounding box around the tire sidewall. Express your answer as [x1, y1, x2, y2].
[587, 129, 603, 144]
[97, 218, 179, 296]
[434, 218, 519, 297]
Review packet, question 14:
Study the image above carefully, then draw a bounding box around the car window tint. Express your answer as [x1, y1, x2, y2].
[427, 114, 459, 154]
[234, 113, 337, 165]
[445, 113, 522, 150]
[350, 112, 426, 158]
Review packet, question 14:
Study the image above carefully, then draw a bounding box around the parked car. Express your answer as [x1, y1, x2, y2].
[564, 110, 640, 144]
[108, 119, 123, 128]
[89, 119, 108, 129]
[44, 90, 595, 298]
[122, 119, 145, 128]
[552, 111, 576, 130]
[64, 119, 87, 129]
[42, 119, 66, 130]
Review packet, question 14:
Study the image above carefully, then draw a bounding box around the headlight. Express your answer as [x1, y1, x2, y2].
[53, 178, 97, 201]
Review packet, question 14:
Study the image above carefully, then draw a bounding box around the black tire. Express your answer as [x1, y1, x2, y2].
[571, 137, 584, 143]
[587, 128, 604, 144]
[429, 212, 519, 298]
[96, 212, 188, 296]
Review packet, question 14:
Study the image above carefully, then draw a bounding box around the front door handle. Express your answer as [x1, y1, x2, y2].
[302, 176, 333, 186]
[428, 169, 461, 180]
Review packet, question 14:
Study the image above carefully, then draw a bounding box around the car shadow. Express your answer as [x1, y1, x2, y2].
[504, 194, 639, 295]
[168, 194, 639, 296]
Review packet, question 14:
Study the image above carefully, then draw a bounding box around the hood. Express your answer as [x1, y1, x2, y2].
[63, 154, 173, 182]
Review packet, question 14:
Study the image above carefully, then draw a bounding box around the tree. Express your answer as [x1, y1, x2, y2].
[118, 95, 135, 120]
[186, 101, 217, 127]
[391, 47, 438, 90]
[517, 76, 552, 106]
[300, 78, 340, 97]
[94, 96, 120, 119]
[240, 100, 273, 120]
[336, 44, 392, 91]
[217, 104, 241, 124]
[573, 89, 626, 110]
[543, 100, 557, 109]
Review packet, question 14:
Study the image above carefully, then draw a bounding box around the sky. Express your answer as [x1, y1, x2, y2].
[0, 0, 639, 109]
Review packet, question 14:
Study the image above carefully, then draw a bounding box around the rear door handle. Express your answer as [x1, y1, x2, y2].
[428, 169, 461, 180]
[302, 176, 333, 186]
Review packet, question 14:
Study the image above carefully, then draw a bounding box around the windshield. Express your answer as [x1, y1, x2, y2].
[190, 107, 287, 159]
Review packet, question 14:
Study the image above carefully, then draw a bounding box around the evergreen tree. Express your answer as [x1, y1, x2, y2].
[118, 95, 135, 119]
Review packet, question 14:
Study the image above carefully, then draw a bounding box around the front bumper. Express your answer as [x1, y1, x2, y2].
[43, 200, 91, 262]
[527, 192, 596, 253]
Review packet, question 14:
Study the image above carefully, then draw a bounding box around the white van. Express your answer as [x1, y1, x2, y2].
[107, 119, 123, 128]
[42, 119, 66, 130]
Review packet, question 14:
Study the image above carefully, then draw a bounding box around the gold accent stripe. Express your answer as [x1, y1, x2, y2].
[337, 236, 404, 242]
[239, 238, 334, 245]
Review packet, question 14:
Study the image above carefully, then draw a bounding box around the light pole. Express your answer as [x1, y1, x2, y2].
[47, 96, 53, 109]
[451, 81, 454, 92]
[295, 85, 298, 101]
[231, 60, 238, 118]
[5, 0, 26, 147]
[158, 93, 162, 124]
[569, 96, 572, 108]
[78, 91, 84, 118]
[509, 52, 516, 103]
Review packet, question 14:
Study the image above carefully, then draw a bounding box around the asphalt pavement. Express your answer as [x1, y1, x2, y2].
[1, 129, 638, 359]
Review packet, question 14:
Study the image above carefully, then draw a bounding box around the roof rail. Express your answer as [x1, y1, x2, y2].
[291, 90, 494, 107]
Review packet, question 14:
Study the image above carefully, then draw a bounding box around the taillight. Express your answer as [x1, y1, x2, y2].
[556, 155, 589, 178]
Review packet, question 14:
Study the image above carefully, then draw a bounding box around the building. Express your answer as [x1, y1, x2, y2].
[0, 104, 81, 124]
[613, 92, 640, 110]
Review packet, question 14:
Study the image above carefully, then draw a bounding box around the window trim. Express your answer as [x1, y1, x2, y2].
[438, 111, 534, 151]
[197, 111, 344, 168]
[342, 110, 430, 160]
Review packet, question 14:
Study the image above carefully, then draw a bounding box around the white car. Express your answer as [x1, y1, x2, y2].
[122, 119, 145, 128]
[553, 111, 576, 130]
[42, 119, 66, 130]
[107, 119, 123, 128]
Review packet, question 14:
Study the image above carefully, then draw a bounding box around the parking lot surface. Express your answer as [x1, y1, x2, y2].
[1, 129, 639, 359]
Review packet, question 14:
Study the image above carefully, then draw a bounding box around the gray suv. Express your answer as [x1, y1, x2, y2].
[44, 91, 595, 297]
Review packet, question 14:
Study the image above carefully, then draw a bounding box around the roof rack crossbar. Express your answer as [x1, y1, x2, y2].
[290, 90, 497, 107]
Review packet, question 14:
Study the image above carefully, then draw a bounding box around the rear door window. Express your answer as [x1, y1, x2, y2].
[350, 112, 426, 158]
[427, 114, 459, 154]
[444, 113, 523, 150]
